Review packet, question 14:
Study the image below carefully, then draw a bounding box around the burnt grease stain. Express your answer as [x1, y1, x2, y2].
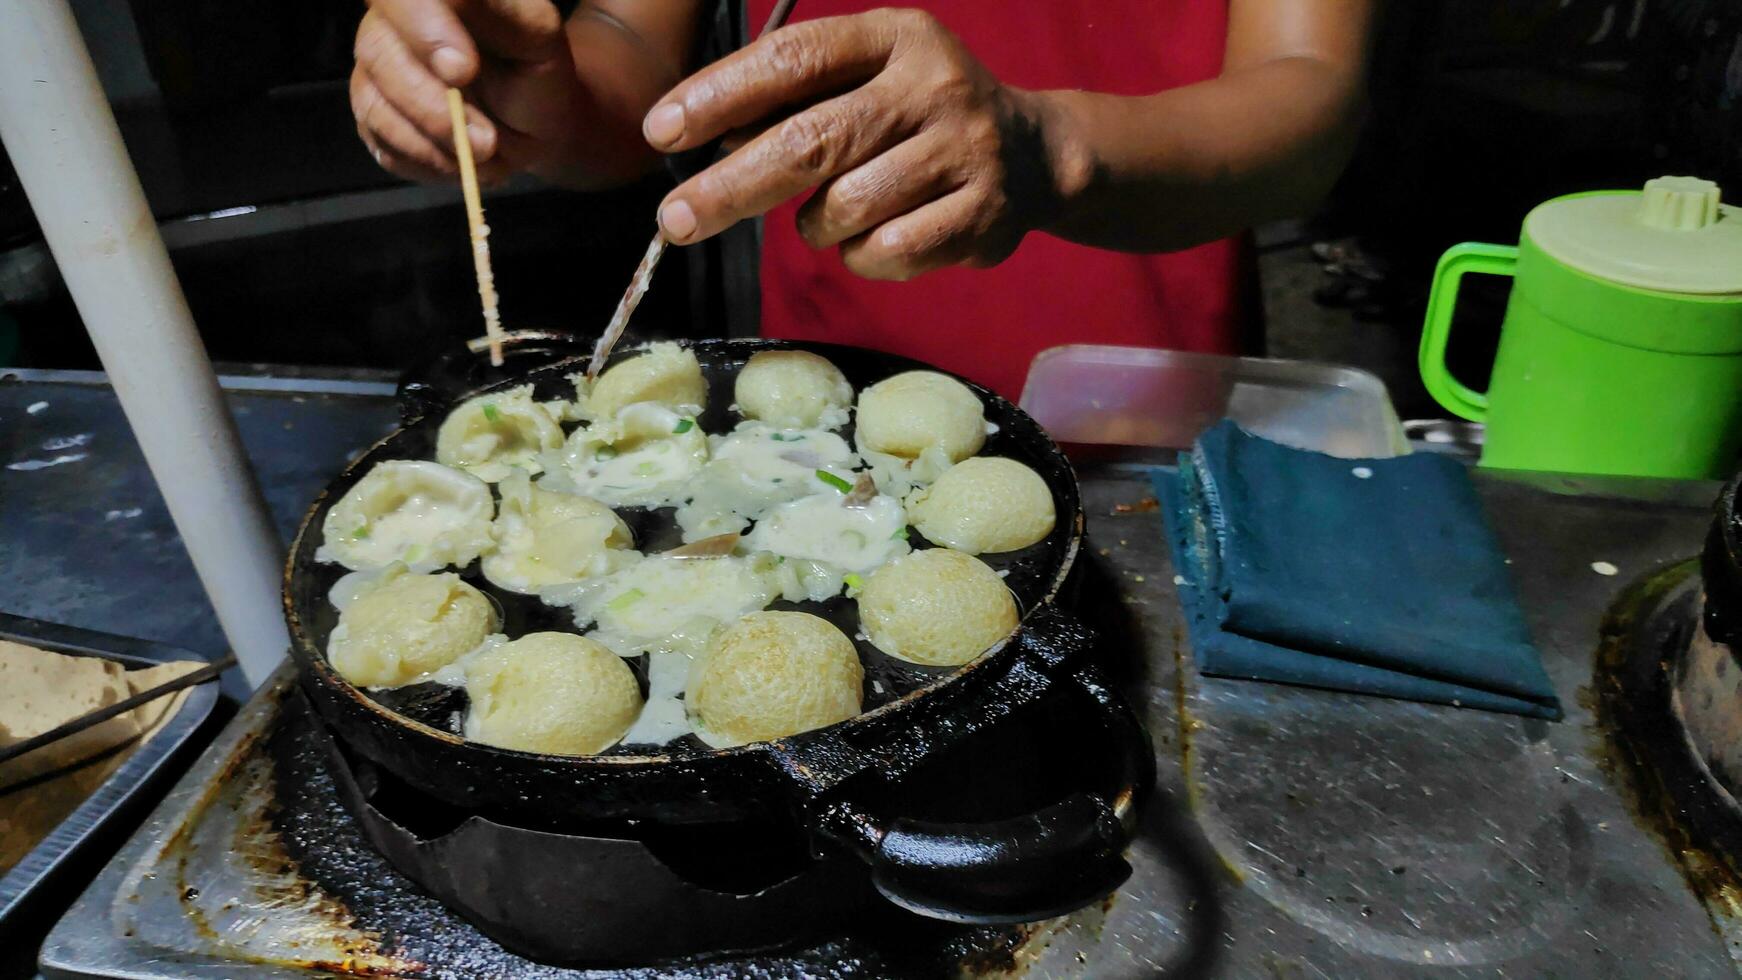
[1588, 559, 1742, 932]
[257, 690, 1042, 978]
[149, 689, 415, 974]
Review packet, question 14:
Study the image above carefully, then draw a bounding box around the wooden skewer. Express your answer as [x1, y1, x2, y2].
[447, 88, 506, 367]
[760, 0, 799, 33]
[586, 0, 801, 381]
[586, 233, 666, 380]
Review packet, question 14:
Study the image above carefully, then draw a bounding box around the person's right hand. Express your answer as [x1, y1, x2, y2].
[350, 0, 587, 183]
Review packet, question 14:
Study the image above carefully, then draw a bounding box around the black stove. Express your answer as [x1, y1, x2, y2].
[286, 688, 1030, 971]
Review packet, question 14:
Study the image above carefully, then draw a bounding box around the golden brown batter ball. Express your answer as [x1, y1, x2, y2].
[855, 371, 986, 462]
[328, 572, 495, 687]
[688, 612, 863, 746]
[465, 632, 643, 755]
[584, 342, 707, 420]
[857, 549, 1017, 666]
[910, 456, 1056, 554]
[734, 350, 854, 428]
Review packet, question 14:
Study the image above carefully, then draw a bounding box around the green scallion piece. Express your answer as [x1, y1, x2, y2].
[606, 588, 646, 613]
[816, 469, 852, 493]
[635, 461, 661, 477]
[673, 418, 695, 434]
[892, 526, 910, 540]
[481, 402, 500, 423]
[595, 445, 620, 460]
[353, 524, 371, 540]
[843, 573, 864, 590]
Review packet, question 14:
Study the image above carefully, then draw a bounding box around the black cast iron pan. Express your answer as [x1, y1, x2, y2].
[285, 335, 1154, 924]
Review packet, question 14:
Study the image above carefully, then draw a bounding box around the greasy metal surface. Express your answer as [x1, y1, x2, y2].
[40, 668, 1124, 979]
[1165, 472, 1738, 977]
[44, 466, 1742, 978]
[1595, 566, 1742, 970]
[43, 671, 425, 979]
[0, 614, 219, 927]
[24, 365, 1742, 975]
[284, 338, 1096, 825]
[0, 370, 400, 700]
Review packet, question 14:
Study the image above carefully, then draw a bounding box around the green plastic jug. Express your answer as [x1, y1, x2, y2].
[1419, 176, 1742, 479]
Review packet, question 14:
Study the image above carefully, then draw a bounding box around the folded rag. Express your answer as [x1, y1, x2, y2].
[1156, 420, 1561, 719]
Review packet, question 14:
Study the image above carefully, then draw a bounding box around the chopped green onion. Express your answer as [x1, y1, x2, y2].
[595, 445, 620, 460]
[771, 477, 783, 484]
[843, 573, 864, 590]
[815, 469, 852, 493]
[892, 526, 910, 540]
[635, 461, 661, 477]
[606, 588, 646, 612]
[672, 418, 695, 434]
[353, 524, 370, 540]
[481, 402, 500, 423]
[769, 432, 788, 442]
[777, 556, 786, 564]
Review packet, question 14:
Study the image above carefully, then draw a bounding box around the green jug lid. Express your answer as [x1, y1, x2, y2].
[1526, 176, 1742, 295]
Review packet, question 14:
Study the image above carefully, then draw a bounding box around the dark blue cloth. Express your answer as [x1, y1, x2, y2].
[1156, 420, 1562, 719]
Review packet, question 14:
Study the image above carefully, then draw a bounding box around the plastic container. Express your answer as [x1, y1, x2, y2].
[1019, 345, 1409, 460]
[1420, 177, 1742, 479]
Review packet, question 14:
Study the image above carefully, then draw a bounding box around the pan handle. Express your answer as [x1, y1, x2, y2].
[813, 655, 1155, 925]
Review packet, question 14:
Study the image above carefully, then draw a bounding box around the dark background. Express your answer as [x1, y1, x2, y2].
[0, 0, 1736, 416]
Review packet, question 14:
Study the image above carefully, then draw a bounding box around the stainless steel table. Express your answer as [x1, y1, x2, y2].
[0, 368, 401, 699]
[5, 369, 1733, 977]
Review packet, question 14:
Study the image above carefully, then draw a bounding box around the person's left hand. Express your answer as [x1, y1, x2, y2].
[642, 8, 1074, 281]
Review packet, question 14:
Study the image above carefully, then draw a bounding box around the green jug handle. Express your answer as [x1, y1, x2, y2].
[1418, 242, 1518, 422]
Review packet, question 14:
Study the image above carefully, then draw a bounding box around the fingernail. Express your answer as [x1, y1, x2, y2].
[660, 200, 698, 241]
[467, 122, 494, 156]
[432, 46, 469, 85]
[644, 103, 685, 147]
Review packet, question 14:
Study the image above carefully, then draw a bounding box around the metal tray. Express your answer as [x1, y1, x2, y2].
[0, 612, 221, 928]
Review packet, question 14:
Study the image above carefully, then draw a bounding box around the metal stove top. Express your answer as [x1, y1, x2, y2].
[37, 666, 1205, 979]
[14, 372, 1741, 976]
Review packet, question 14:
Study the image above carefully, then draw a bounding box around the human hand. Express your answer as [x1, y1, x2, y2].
[350, 0, 587, 183]
[643, 9, 1080, 280]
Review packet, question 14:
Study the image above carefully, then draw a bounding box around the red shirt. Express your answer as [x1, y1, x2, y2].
[748, 0, 1245, 399]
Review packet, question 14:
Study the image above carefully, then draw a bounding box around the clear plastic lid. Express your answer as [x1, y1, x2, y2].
[1527, 176, 1742, 295]
[1019, 345, 1408, 459]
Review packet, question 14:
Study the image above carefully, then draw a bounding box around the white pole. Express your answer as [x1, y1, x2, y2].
[0, 0, 288, 686]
